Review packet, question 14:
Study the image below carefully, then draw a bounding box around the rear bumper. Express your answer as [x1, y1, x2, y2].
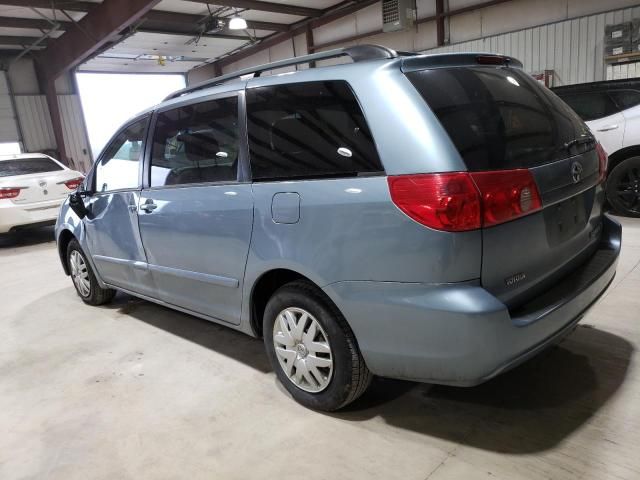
[0, 199, 63, 233]
[323, 215, 621, 386]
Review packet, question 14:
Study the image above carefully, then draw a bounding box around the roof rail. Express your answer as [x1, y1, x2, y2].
[164, 44, 402, 101]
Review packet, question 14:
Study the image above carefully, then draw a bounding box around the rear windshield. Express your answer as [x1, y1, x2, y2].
[0, 157, 63, 177]
[406, 67, 593, 171]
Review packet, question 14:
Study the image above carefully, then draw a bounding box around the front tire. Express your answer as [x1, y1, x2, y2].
[66, 239, 116, 305]
[606, 157, 640, 217]
[263, 281, 372, 411]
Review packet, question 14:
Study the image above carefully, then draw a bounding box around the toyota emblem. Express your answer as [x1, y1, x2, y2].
[571, 161, 583, 184]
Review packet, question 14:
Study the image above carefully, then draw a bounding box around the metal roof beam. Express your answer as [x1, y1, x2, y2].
[144, 10, 288, 32]
[0, 35, 48, 46]
[180, 0, 322, 17]
[0, 16, 70, 30]
[35, 0, 162, 79]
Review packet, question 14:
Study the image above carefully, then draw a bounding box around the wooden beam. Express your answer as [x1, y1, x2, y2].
[36, 0, 162, 79]
[180, 0, 322, 17]
[0, 16, 71, 30]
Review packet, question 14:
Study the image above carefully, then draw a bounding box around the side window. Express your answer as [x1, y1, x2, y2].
[609, 90, 640, 111]
[150, 96, 239, 187]
[559, 92, 618, 121]
[95, 118, 147, 192]
[246, 80, 383, 181]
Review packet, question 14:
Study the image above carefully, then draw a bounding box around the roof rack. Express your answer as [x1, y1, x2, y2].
[164, 44, 405, 101]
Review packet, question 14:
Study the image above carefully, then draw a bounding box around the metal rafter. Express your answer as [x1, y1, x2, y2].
[216, 0, 379, 67]
[35, 0, 162, 78]
[0, 16, 70, 30]
[178, 0, 321, 17]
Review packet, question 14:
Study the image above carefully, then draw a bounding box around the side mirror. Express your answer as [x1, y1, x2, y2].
[68, 190, 90, 219]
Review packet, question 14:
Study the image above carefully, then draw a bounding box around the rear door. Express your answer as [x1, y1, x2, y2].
[137, 92, 253, 325]
[555, 90, 624, 155]
[608, 89, 640, 148]
[406, 65, 605, 308]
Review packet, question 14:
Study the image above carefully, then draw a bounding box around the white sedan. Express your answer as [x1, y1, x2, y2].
[0, 153, 84, 234]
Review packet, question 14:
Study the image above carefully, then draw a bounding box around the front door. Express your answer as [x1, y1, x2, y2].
[137, 94, 253, 325]
[83, 116, 152, 295]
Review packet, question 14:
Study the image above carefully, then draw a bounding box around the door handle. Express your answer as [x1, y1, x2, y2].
[597, 124, 619, 132]
[140, 200, 158, 213]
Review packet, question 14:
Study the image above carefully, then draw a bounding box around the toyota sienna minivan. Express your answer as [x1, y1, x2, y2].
[56, 45, 621, 411]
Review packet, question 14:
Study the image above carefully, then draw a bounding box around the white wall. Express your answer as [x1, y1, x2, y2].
[219, 0, 640, 86]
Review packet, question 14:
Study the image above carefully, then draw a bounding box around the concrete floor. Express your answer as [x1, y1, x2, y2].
[1, 217, 639, 480]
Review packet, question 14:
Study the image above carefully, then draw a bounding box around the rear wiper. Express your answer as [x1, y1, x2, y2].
[563, 136, 595, 151]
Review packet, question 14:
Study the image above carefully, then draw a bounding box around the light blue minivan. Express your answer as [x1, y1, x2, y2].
[56, 46, 621, 411]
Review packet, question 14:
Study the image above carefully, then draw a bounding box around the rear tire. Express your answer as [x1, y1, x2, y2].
[263, 280, 372, 411]
[66, 239, 116, 306]
[606, 156, 640, 217]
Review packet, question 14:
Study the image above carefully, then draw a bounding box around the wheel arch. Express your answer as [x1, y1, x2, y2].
[608, 145, 640, 172]
[57, 229, 75, 275]
[249, 268, 344, 338]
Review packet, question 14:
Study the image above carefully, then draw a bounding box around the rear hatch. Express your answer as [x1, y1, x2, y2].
[405, 61, 605, 309]
[0, 157, 79, 205]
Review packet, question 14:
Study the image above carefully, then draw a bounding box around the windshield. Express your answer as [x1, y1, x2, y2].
[406, 66, 593, 171]
[0, 157, 63, 177]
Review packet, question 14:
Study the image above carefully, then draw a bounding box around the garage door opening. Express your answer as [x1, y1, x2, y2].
[76, 73, 185, 158]
[0, 142, 21, 155]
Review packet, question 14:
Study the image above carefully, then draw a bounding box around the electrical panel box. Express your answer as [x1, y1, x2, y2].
[382, 0, 416, 33]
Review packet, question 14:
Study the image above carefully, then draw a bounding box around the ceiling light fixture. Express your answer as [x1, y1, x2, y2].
[228, 15, 248, 30]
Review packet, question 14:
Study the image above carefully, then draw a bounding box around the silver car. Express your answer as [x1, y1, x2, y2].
[56, 46, 621, 411]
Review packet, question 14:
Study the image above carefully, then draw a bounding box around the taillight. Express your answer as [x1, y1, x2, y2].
[388, 169, 543, 232]
[387, 173, 481, 232]
[64, 177, 84, 190]
[0, 187, 22, 199]
[470, 170, 542, 227]
[596, 142, 608, 184]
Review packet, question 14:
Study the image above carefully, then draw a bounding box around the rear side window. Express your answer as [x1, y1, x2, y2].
[558, 92, 619, 121]
[406, 67, 592, 171]
[150, 97, 239, 187]
[246, 80, 383, 181]
[609, 89, 640, 111]
[0, 157, 63, 177]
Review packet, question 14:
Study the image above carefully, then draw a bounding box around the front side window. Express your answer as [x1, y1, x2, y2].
[246, 81, 383, 181]
[150, 97, 239, 187]
[558, 92, 619, 122]
[95, 118, 147, 192]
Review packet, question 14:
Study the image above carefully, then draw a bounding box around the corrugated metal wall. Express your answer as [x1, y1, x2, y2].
[425, 5, 640, 86]
[13, 96, 55, 152]
[10, 93, 92, 171]
[0, 72, 19, 143]
[58, 95, 92, 172]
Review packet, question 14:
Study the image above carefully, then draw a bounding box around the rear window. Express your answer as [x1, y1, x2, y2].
[406, 67, 592, 171]
[0, 157, 63, 177]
